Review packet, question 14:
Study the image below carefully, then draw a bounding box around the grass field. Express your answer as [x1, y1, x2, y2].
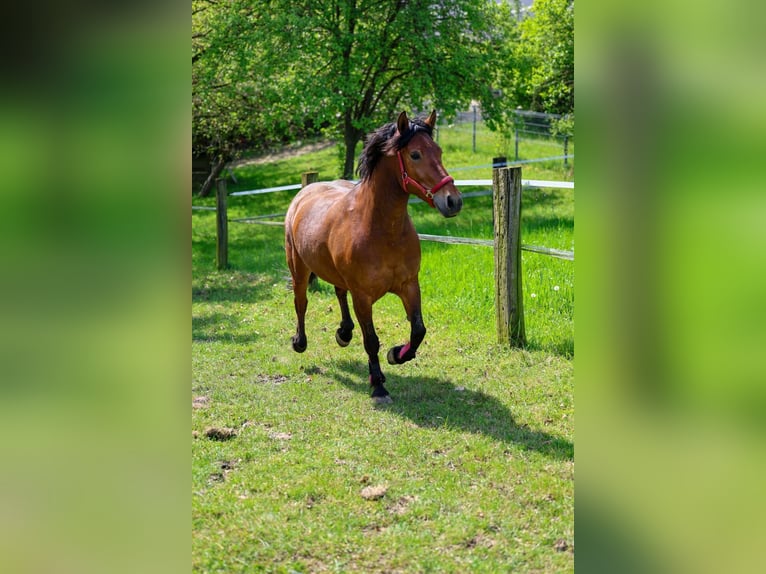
[192, 120, 574, 572]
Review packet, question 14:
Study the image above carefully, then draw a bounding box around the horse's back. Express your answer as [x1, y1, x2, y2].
[289, 180, 355, 206]
[286, 180, 354, 230]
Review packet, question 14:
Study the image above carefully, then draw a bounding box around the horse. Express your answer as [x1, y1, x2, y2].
[284, 110, 462, 402]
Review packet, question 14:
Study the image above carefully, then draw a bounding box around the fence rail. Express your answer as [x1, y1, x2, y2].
[229, 183, 302, 196]
[194, 168, 573, 347]
[213, 178, 573, 199]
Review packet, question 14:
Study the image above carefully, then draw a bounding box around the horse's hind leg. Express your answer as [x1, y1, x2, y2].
[334, 287, 354, 347]
[286, 244, 310, 353]
[388, 281, 426, 365]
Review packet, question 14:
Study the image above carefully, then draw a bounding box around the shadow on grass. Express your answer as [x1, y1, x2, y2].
[525, 335, 575, 359]
[192, 269, 287, 305]
[192, 228, 290, 305]
[522, 213, 574, 236]
[332, 359, 573, 462]
[192, 312, 262, 344]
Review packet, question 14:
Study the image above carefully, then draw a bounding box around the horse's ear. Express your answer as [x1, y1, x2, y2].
[425, 110, 437, 128]
[397, 111, 409, 135]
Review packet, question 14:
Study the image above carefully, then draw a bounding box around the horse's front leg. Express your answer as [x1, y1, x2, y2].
[351, 293, 391, 403]
[387, 281, 426, 365]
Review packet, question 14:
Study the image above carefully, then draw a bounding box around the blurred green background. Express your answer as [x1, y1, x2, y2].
[577, 0, 766, 572]
[2, 1, 766, 572]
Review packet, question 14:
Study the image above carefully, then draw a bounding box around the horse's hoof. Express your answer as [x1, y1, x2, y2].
[291, 336, 307, 353]
[335, 329, 351, 347]
[370, 381, 391, 403]
[387, 344, 413, 365]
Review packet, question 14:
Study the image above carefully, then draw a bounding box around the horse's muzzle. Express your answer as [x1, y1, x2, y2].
[433, 188, 463, 218]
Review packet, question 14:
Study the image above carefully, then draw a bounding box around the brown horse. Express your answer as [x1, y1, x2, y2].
[284, 110, 462, 402]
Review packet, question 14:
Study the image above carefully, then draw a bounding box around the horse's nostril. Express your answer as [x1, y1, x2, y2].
[447, 195, 455, 209]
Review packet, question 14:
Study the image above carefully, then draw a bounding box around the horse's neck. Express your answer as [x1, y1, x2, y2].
[355, 162, 411, 230]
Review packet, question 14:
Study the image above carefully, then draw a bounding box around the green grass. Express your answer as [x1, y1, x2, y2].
[435, 119, 574, 182]
[192, 124, 574, 572]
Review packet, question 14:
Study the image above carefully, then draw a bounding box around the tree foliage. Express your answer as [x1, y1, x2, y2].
[482, 0, 574, 136]
[192, 1, 301, 161]
[193, 0, 499, 179]
[521, 0, 574, 115]
[272, 0, 503, 176]
[192, 0, 575, 185]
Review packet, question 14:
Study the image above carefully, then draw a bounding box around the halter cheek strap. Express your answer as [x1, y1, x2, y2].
[396, 150, 454, 209]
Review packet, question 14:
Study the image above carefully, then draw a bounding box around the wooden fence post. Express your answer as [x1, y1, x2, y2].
[493, 166, 526, 347]
[301, 171, 319, 188]
[215, 178, 228, 270]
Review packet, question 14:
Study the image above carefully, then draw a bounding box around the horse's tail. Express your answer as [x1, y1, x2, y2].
[287, 272, 318, 292]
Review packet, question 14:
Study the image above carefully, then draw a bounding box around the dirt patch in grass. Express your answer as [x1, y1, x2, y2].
[360, 485, 388, 500]
[207, 472, 225, 485]
[231, 141, 336, 167]
[388, 495, 417, 515]
[254, 374, 289, 385]
[205, 427, 237, 441]
[362, 524, 388, 535]
[192, 396, 209, 409]
[462, 533, 497, 549]
[302, 365, 325, 375]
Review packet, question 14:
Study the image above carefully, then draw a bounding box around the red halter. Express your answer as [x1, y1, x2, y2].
[396, 150, 454, 208]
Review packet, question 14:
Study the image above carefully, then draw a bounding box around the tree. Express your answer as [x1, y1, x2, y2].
[483, 0, 574, 136]
[193, 0, 500, 181]
[521, 0, 574, 115]
[193, 1, 304, 195]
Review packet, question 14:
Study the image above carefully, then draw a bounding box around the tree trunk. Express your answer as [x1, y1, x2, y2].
[342, 136, 357, 180]
[197, 157, 227, 197]
[342, 113, 364, 180]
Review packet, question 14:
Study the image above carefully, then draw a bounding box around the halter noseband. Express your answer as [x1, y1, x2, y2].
[396, 150, 454, 208]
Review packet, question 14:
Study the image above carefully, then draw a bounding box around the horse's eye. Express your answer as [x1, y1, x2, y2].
[410, 151, 421, 161]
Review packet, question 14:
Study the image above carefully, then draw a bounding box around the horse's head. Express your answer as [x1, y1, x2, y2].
[396, 110, 462, 218]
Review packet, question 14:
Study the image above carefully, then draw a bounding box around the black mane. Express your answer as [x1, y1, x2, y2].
[356, 115, 434, 181]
